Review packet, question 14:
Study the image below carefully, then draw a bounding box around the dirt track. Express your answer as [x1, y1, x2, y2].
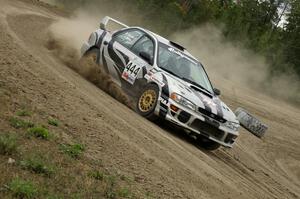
[0, 0, 300, 198]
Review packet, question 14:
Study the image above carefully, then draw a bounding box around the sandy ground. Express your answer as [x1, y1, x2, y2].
[0, 0, 299, 198]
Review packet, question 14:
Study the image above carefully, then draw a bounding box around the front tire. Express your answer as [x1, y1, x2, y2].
[197, 136, 221, 151]
[136, 84, 159, 121]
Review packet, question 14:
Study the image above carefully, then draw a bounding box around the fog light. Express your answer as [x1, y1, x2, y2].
[170, 104, 179, 112]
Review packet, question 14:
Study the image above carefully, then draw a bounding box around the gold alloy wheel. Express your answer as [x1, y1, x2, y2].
[138, 89, 157, 113]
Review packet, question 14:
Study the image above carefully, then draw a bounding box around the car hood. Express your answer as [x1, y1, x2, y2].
[163, 72, 238, 123]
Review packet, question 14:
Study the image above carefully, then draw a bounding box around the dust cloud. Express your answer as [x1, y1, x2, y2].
[46, 4, 134, 108]
[45, 0, 299, 104]
[171, 25, 300, 104]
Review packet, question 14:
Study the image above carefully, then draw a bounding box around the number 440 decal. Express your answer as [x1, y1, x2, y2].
[122, 61, 142, 84]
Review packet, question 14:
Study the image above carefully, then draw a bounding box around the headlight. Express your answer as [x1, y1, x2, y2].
[170, 93, 196, 111]
[224, 121, 240, 131]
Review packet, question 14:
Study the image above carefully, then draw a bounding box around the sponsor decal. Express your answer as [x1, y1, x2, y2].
[121, 59, 142, 84]
[167, 47, 197, 64]
[149, 76, 165, 87]
[160, 97, 168, 105]
[144, 72, 165, 87]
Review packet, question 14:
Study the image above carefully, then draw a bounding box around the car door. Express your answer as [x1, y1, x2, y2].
[102, 28, 155, 94]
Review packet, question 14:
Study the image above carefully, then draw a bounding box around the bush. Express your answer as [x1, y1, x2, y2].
[20, 155, 55, 176]
[16, 110, 31, 117]
[27, 127, 50, 140]
[9, 178, 38, 199]
[0, 133, 17, 155]
[48, 119, 59, 127]
[60, 143, 85, 159]
[10, 117, 34, 129]
[88, 170, 104, 181]
[118, 187, 131, 198]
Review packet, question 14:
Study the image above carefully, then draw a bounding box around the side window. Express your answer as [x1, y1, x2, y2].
[131, 36, 154, 61]
[114, 29, 144, 48]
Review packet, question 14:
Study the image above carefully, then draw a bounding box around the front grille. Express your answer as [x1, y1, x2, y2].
[191, 119, 225, 139]
[198, 107, 226, 123]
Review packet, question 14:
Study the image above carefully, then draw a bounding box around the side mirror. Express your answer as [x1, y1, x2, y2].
[139, 51, 153, 65]
[214, 88, 221, 96]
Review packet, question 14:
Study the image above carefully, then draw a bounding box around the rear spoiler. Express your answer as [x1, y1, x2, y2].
[100, 16, 129, 30]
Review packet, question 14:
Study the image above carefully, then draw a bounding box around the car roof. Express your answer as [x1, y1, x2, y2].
[133, 27, 198, 61]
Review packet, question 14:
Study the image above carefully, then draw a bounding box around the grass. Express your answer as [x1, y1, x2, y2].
[105, 175, 117, 199]
[9, 117, 34, 129]
[145, 191, 154, 198]
[118, 187, 131, 198]
[88, 170, 104, 181]
[45, 194, 64, 199]
[16, 110, 31, 117]
[48, 119, 59, 127]
[60, 143, 85, 159]
[27, 126, 50, 140]
[20, 155, 55, 177]
[0, 108, 141, 198]
[9, 178, 38, 199]
[0, 133, 17, 155]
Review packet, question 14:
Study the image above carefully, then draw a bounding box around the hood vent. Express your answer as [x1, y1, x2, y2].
[190, 85, 213, 98]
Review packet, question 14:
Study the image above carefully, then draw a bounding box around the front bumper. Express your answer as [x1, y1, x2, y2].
[155, 99, 239, 148]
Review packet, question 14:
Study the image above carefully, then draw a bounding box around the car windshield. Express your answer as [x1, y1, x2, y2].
[157, 43, 213, 94]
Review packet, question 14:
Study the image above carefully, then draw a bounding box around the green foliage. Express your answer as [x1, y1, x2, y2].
[282, 0, 300, 76]
[9, 178, 38, 199]
[46, 194, 64, 199]
[106, 189, 117, 199]
[16, 110, 32, 117]
[60, 143, 85, 159]
[48, 118, 59, 127]
[10, 117, 34, 129]
[118, 187, 131, 198]
[105, 174, 117, 199]
[145, 191, 154, 198]
[20, 155, 55, 176]
[27, 127, 50, 140]
[88, 170, 104, 180]
[0, 133, 17, 155]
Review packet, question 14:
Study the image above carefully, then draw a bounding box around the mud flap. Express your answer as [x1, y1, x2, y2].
[235, 107, 268, 138]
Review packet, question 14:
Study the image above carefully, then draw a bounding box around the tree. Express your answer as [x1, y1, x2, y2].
[282, 0, 300, 75]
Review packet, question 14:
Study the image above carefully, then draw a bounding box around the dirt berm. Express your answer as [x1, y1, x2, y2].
[0, 0, 299, 198]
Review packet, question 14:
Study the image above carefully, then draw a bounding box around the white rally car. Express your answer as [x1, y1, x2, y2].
[81, 16, 240, 150]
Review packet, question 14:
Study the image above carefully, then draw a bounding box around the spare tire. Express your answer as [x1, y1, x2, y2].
[235, 107, 268, 138]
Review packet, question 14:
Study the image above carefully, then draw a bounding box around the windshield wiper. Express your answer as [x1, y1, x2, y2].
[182, 77, 212, 95]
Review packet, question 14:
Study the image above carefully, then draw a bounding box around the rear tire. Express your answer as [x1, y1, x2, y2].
[136, 84, 159, 121]
[79, 48, 99, 65]
[78, 48, 100, 82]
[197, 136, 221, 151]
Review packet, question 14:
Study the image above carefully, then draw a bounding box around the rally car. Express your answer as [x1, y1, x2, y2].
[80, 16, 240, 150]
